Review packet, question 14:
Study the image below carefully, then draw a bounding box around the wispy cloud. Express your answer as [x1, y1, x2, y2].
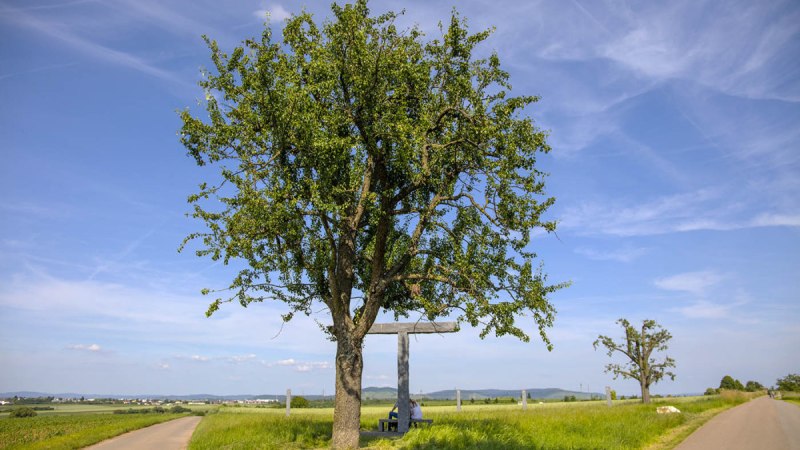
[253, 3, 292, 22]
[654, 270, 723, 295]
[67, 343, 104, 353]
[560, 187, 800, 237]
[574, 244, 648, 263]
[2, 7, 184, 84]
[227, 354, 257, 363]
[270, 358, 331, 372]
[88, 227, 158, 280]
[674, 300, 731, 319]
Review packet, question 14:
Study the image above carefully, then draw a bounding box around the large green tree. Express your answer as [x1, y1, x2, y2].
[594, 319, 676, 404]
[776, 373, 800, 392]
[179, 1, 565, 447]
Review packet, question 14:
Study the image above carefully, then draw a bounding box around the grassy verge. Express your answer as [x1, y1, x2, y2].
[0, 413, 185, 449]
[782, 391, 800, 406]
[189, 395, 752, 449]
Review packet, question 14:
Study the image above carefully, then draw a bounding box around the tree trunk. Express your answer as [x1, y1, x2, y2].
[332, 333, 364, 449]
[641, 380, 651, 404]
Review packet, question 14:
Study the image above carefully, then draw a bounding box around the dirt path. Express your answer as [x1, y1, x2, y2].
[84, 416, 202, 450]
[675, 396, 800, 450]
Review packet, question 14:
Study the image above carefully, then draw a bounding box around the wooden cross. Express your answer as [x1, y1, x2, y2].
[367, 322, 458, 433]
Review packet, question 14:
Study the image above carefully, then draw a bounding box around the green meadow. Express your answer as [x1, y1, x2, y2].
[0, 393, 756, 449]
[0, 412, 185, 450]
[189, 394, 754, 450]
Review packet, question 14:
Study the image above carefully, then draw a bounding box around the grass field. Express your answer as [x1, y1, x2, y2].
[0, 413, 185, 450]
[782, 391, 800, 406]
[189, 394, 755, 450]
[0, 404, 155, 417]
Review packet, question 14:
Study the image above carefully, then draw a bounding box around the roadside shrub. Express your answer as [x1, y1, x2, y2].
[9, 407, 37, 418]
[704, 387, 719, 395]
[290, 396, 310, 408]
[170, 405, 192, 413]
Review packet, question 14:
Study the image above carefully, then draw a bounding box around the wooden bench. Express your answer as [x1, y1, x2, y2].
[378, 418, 433, 432]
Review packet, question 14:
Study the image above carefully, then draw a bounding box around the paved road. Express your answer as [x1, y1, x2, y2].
[84, 416, 202, 450]
[675, 396, 800, 450]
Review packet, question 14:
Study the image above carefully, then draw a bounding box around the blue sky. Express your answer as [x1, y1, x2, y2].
[1, 0, 798, 397]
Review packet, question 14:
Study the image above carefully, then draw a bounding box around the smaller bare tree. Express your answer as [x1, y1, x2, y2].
[594, 318, 676, 403]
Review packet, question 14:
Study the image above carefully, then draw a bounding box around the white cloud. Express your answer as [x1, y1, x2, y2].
[190, 355, 210, 362]
[574, 244, 648, 263]
[559, 186, 800, 237]
[67, 343, 103, 352]
[271, 358, 331, 372]
[228, 354, 257, 363]
[253, 4, 292, 22]
[750, 214, 800, 227]
[654, 271, 723, 295]
[673, 300, 733, 319]
[3, 7, 183, 84]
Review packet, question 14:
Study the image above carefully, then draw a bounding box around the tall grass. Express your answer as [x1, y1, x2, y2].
[189, 395, 752, 449]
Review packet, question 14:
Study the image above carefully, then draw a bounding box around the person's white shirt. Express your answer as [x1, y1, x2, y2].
[410, 403, 423, 420]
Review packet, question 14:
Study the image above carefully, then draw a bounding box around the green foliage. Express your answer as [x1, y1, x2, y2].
[704, 387, 719, 396]
[744, 380, 763, 392]
[179, 0, 565, 345]
[610, 390, 617, 401]
[719, 375, 745, 391]
[291, 396, 311, 408]
[9, 406, 37, 418]
[593, 318, 676, 403]
[776, 373, 800, 391]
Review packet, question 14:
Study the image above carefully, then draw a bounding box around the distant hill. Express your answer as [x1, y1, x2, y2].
[2, 387, 602, 402]
[363, 387, 601, 401]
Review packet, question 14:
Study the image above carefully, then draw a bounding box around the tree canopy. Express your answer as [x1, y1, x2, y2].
[594, 318, 676, 404]
[776, 373, 800, 391]
[179, 1, 565, 447]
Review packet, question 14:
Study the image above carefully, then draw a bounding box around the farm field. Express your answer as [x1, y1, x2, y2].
[0, 412, 186, 450]
[189, 394, 755, 450]
[0, 404, 156, 417]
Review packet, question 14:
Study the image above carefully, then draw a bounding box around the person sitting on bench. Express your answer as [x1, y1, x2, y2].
[410, 399, 423, 423]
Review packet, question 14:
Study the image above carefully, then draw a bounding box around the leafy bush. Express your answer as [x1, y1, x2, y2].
[704, 387, 719, 395]
[719, 375, 745, 391]
[745, 381, 764, 392]
[9, 407, 37, 418]
[290, 396, 310, 408]
[170, 405, 192, 413]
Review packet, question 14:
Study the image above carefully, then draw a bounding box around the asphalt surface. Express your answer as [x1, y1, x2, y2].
[675, 396, 800, 450]
[84, 416, 202, 450]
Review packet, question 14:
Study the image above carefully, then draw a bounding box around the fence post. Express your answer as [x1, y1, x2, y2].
[605, 386, 612, 407]
[456, 389, 461, 412]
[286, 389, 291, 416]
[522, 390, 527, 410]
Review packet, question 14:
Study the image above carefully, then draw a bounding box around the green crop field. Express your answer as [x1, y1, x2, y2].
[0, 413, 185, 450]
[0, 404, 153, 417]
[189, 394, 755, 449]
